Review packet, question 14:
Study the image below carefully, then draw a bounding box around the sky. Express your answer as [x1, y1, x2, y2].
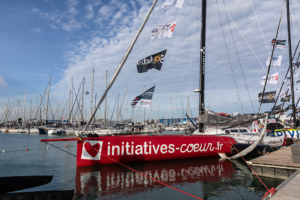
[1, 0, 300, 122]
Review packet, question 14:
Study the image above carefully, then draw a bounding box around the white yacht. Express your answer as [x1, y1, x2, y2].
[193, 128, 284, 148]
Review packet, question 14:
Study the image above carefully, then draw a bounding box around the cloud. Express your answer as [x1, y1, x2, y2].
[39, 0, 300, 117]
[0, 75, 8, 87]
[30, 28, 42, 33]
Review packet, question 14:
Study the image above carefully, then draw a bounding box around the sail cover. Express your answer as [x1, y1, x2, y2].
[271, 39, 286, 49]
[131, 86, 156, 108]
[137, 50, 167, 73]
[258, 91, 276, 103]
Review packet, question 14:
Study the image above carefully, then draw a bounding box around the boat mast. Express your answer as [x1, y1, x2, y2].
[91, 69, 94, 120]
[45, 75, 51, 125]
[81, 0, 158, 134]
[82, 77, 85, 122]
[22, 92, 26, 128]
[144, 86, 146, 126]
[126, 86, 128, 122]
[287, 0, 297, 127]
[104, 70, 107, 127]
[199, 0, 207, 132]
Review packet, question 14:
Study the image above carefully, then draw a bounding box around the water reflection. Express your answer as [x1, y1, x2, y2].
[75, 158, 240, 199]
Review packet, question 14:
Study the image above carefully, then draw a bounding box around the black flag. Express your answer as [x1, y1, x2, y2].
[258, 91, 276, 103]
[272, 104, 282, 111]
[271, 39, 286, 49]
[137, 50, 167, 73]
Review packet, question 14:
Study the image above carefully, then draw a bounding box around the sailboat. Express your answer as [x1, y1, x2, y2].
[41, 0, 273, 167]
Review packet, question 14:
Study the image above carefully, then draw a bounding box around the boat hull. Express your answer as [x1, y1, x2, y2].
[76, 135, 237, 167]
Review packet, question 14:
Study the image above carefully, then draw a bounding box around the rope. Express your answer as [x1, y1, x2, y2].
[44, 141, 77, 157]
[2, 145, 76, 153]
[86, 142, 203, 200]
[216, 0, 244, 114]
[217, 0, 279, 93]
[223, 0, 255, 113]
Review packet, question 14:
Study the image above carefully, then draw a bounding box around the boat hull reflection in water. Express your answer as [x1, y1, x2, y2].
[75, 158, 236, 199]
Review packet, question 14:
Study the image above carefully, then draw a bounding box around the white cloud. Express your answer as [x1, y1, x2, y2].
[0, 75, 8, 87]
[30, 28, 42, 33]
[98, 5, 114, 18]
[36, 0, 300, 116]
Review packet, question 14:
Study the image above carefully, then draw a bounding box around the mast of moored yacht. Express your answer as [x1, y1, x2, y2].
[45, 75, 51, 125]
[287, 0, 297, 127]
[198, 0, 207, 132]
[82, 77, 85, 122]
[81, 0, 158, 134]
[22, 92, 26, 128]
[90, 69, 94, 121]
[104, 70, 107, 128]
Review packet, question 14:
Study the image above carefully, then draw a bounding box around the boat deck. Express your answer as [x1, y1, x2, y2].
[247, 146, 300, 179]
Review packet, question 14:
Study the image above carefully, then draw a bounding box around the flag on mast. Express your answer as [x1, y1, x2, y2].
[151, 20, 177, 41]
[131, 86, 156, 108]
[266, 56, 282, 66]
[137, 50, 167, 73]
[161, 0, 185, 8]
[271, 39, 286, 49]
[261, 72, 279, 85]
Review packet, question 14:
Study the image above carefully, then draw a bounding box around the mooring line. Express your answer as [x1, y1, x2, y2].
[44, 142, 77, 157]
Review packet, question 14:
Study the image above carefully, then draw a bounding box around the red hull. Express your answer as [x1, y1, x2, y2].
[76, 135, 237, 167]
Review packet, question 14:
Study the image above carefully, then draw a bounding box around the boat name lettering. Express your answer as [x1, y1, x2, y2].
[105, 141, 223, 156]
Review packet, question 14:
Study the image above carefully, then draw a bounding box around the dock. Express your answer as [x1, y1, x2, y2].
[248, 146, 300, 199]
[247, 146, 300, 179]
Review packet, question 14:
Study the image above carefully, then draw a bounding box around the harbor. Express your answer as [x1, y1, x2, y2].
[0, 131, 285, 200]
[2, 0, 300, 199]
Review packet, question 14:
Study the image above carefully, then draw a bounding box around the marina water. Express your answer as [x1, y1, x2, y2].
[0, 132, 284, 200]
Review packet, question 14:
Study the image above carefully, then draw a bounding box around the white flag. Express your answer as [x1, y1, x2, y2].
[151, 20, 177, 41]
[279, 89, 288, 99]
[161, 0, 185, 9]
[261, 72, 279, 85]
[266, 55, 283, 66]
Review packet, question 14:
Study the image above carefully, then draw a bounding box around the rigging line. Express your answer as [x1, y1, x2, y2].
[249, 0, 271, 57]
[257, 0, 286, 115]
[215, 27, 235, 113]
[155, 3, 184, 86]
[68, 81, 83, 123]
[217, 0, 278, 84]
[290, 1, 300, 32]
[44, 142, 76, 157]
[223, 0, 255, 113]
[152, 10, 183, 116]
[273, 49, 300, 109]
[216, 0, 244, 114]
[187, 0, 200, 98]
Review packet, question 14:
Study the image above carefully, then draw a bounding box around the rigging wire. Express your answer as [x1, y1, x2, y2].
[217, 0, 279, 92]
[216, 0, 245, 114]
[249, 0, 271, 57]
[223, 0, 255, 113]
[257, 0, 286, 115]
